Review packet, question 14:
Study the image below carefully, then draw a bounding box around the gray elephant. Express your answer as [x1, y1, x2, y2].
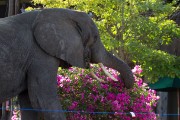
[0, 8, 134, 120]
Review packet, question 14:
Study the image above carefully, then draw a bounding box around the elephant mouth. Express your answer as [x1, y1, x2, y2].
[59, 59, 119, 83]
[59, 59, 72, 69]
[59, 58, 90, 69]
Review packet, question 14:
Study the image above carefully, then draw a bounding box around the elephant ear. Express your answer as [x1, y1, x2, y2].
[33, 9, 92, 68]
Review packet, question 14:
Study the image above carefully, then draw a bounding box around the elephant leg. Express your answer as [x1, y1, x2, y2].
[18, 90, 39, 120]
[27, 58, 66, 120]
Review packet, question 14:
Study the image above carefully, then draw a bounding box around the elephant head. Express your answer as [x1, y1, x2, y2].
[33, 8, 134, 88]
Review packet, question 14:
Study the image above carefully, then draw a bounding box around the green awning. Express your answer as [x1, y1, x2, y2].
[149, 77, 180, 91]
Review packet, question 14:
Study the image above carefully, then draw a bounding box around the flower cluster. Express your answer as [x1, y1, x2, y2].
[11, 109, 20, 120]
[57, 65, 159, 120]
[132, 65, 143, 75]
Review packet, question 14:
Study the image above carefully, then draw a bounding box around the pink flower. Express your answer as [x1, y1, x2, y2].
[101, 84, 109, 90]
[112, 100, 121, 111]
[132, 65, 143, 75]
[87, 104, 95, 112]
[106, 93, 116, 101]
[11, 110, 19, 120]
[81, 93, 85, 100]
[13, 111, 17, 115]
[156, 96, 160, 100]
[68, 67, 74, 72]
[100, 96, 105, 103]
[69, 101, 78, 110]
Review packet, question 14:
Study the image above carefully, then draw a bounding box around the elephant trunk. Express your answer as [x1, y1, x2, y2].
[103, 51, 134, 88]
[91, 40, 134, 89]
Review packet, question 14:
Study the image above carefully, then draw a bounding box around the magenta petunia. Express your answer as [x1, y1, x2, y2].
[56, 64, 159, 120]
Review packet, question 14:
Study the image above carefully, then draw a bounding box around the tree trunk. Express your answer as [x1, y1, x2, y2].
[8, 0, 20, 16]
[15, 0, 19, 15]
[8, 0, 15, 16]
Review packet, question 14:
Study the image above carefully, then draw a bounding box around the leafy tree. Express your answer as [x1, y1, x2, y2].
[32, 0, 180, 82]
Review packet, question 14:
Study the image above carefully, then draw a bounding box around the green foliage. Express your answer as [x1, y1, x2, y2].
[126, 41, 180, 82]
[32, 0, 180, 82]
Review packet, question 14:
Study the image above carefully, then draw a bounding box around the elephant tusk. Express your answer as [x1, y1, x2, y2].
[90, 71, 106, 83]
[98, 63, 118, 82]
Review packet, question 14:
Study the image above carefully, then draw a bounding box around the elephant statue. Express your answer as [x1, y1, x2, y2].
[0, 8, 134, 120]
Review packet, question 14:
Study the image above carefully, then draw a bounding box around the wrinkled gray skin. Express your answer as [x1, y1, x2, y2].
[0, 8, 134, 120]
